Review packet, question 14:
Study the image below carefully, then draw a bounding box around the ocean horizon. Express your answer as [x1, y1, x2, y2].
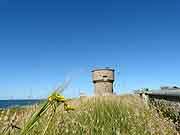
[0, 99, 44, 109]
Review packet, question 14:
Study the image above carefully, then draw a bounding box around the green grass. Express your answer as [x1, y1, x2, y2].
[0, 95, 178, 135]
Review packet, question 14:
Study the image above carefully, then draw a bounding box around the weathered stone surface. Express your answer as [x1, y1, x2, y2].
[92, 68, 114, 96]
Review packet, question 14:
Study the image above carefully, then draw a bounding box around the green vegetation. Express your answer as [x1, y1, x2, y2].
[0, 95, 178, 135]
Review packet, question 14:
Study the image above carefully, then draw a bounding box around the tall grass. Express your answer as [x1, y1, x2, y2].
[0, 95, 178, 135]
[60, 96, 178, 135]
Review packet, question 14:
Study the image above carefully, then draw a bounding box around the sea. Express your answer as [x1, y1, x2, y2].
[0, 99, 44, 109]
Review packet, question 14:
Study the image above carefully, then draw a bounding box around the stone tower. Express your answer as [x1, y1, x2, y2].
[92, 68, 114, 96]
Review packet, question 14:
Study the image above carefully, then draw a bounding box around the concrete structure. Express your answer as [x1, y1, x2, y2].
[79, 91, 87, 99]
[92, 68, 114, 96]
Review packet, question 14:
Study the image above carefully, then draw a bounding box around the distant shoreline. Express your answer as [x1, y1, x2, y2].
[0, 99, 45, 101]
[0, 99, 45, 109]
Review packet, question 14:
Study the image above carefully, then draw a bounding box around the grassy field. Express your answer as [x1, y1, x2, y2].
[0, 95, 179, 135]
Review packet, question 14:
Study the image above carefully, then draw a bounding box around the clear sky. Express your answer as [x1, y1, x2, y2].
[0, 0, 180, 99]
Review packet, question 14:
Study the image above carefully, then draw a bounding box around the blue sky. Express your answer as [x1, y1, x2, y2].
[0, 0, 180, 99]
